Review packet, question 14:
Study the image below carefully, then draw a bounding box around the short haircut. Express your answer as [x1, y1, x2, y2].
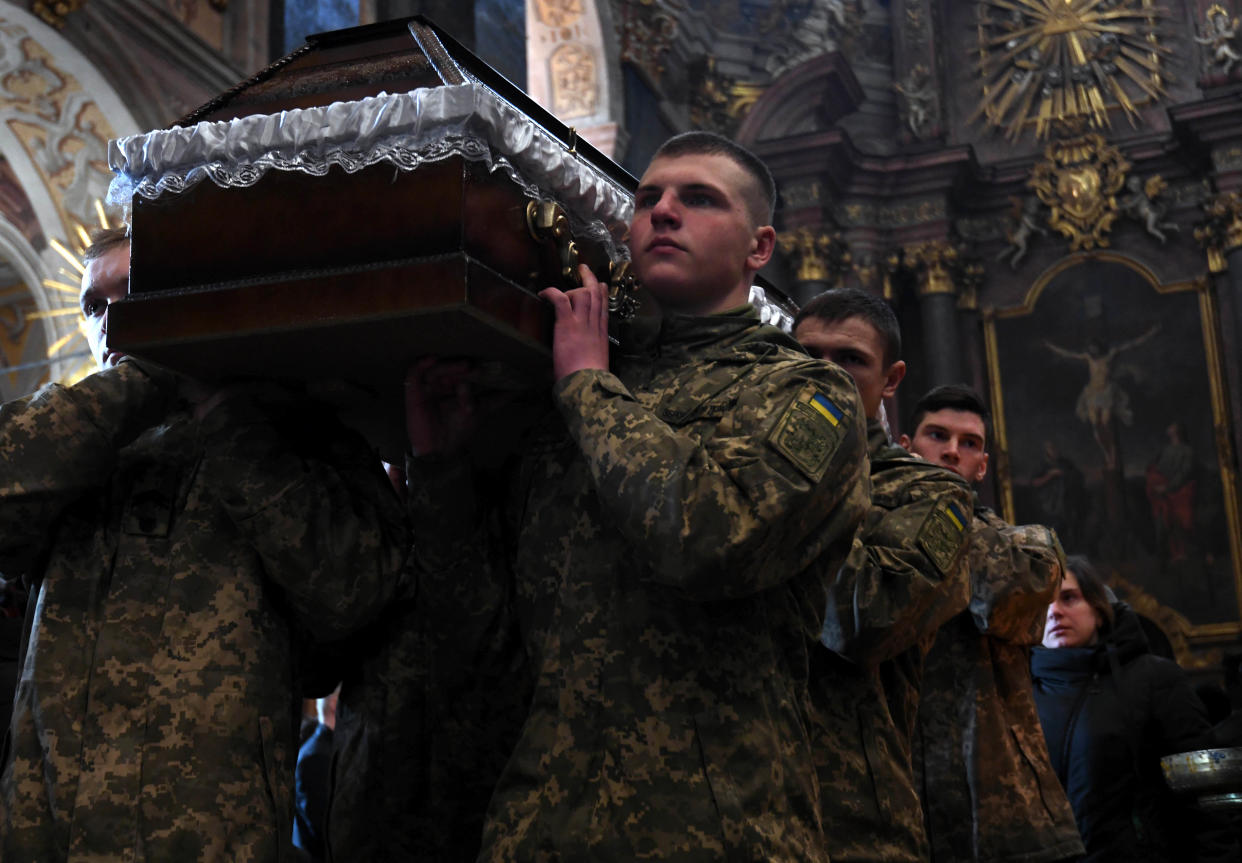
[909, 384, 991, 446]
[82, 226, 130, 264]
[794, 287, 903, 367]
[653, 131, 776, 226]
[1063, 554, 1115, 633]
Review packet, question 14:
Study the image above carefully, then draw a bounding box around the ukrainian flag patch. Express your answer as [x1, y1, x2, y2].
[917, 496, 970, 576]
[768, 382, 849, 482]
[809, 392, 844, 427]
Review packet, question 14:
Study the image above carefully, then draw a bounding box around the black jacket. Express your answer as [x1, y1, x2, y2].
[1030, 603, 1229, 863]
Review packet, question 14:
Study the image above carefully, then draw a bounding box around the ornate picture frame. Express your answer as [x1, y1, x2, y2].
[983, 253, 1242, 661]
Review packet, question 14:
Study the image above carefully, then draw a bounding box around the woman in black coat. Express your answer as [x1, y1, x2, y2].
[1030, 555, 1230, 863]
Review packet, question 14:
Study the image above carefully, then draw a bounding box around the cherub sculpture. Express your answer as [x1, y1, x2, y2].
[1196, 5, 1242, 77]
[996, 196, 1047, 269]
[1119, 175, 1179, 244]
[894, 64, 938, 139]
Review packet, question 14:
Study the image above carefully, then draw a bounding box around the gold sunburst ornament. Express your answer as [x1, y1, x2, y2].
[26, 200, 116, 385]
[972, 0, 1171, 142]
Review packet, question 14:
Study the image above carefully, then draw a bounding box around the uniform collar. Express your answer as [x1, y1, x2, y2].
[617, 304, 800, 359]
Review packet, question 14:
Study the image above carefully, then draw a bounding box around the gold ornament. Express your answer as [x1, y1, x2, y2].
[1028, 122, 1130, 250]
[779, 228, 852, 285]
[971, 0, 1170, 142]
[1195, 190, 1242, 273]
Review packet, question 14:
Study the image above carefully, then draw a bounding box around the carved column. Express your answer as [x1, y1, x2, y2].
[953, 255, 990, 401]
[907, 241, 963, 386]
[1196, 191, 1242, 329]
[778, 227, 851, 306]
[1196, 191, 1242, 471]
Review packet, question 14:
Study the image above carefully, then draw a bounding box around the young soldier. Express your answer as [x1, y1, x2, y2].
[794, 288, 972, 863]
[0, 228, 410, 861]
[405, 131, 869, 861]
[900, 385, 1083, 863]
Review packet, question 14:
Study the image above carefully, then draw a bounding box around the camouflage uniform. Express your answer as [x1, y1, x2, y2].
[413, 307, 869, 862]
[913, 505, 1083, 863]
[0, 361, 409, 862]
[325, 457, 531, 863]
[810, 420, 972, 863]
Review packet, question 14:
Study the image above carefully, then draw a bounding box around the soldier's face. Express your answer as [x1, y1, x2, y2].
[630, 153, 774, 315]
[793, 315, 905, 420]
[1043, 570, 1102, 649]
[900, 409, 989, 483]
[79, 244, 130, 370]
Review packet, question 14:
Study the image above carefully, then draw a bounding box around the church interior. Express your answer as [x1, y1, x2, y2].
[0, 0, 1239, 669]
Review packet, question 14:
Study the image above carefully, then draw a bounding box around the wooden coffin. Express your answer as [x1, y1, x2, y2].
[106, 16, 637, 391]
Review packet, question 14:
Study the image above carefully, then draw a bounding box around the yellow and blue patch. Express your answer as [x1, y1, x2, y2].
[944, 500, 966, 531]
[809, 392, 844, 427]
[917, 495, 970, 575]
[768, 383, 850, 482]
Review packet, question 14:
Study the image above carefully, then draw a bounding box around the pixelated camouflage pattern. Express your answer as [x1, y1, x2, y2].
[326, 455, 532, 863]
[914, 505, 1083, 863]
[0, 361, 409, 863]
[409, 307, 868, 862]
[809, 420, 972, 863]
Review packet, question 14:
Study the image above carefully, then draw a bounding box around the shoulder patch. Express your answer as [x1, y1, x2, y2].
[917, 497, 969, 575]
[767, 382, 848, 482]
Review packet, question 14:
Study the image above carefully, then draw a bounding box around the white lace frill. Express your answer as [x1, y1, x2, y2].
[106, 84, 633, 242]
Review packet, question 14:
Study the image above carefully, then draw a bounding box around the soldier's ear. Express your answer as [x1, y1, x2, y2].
[975, 452, 990, 483]
[882, 361, 906, 400]
[897, 433, 913, 451]
[747, 226, 776, 272]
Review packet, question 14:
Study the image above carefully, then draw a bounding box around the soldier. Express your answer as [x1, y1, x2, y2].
[900, 385, 1083, 863]
[793, 288, 972, 863]
[405, 131, 869, 861]
[0, 227, 410, 862]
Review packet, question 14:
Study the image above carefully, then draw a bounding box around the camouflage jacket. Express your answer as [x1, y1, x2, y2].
[326, 457, 531, 863]
[914, 506, 1083, 863]
[412, 307, 869, 862]
[0, 362, 409, 863]
[810, 420, 972, 863]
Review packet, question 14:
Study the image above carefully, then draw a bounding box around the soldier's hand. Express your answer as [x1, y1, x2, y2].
[405, 357, 476, 456]
[539, 264, 609, 383]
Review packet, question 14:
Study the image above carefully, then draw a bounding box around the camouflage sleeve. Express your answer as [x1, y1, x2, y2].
[967, 509, 1065, 643]
[552, 362, 868, 601]
[195, 388, 411, 639]
[0, 360, 172, 572]
[821, 467, 972, 666]
[404, 454, 523, 674]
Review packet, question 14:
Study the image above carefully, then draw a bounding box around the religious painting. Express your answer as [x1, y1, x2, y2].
[983, 254, 1242, 650]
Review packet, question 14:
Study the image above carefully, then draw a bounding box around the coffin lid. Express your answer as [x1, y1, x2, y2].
[106, 16, 635, 247]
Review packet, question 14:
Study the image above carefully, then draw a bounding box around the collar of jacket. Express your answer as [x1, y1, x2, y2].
[867, 418, 915, 464]
[616, 304, 802, 361]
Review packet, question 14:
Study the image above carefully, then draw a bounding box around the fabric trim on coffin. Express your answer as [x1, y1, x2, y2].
[106, 83, 632, 251]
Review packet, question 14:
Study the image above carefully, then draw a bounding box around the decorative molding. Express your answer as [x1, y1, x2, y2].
[778, 226, 851, 285]
[763, 0, 863, 79]
[1028, 122, 1130, 251]
[1212, 142, 1242, 173]
[617, 0, 678, 86]
[904, 240, 959, 296]
[688, 55, 763, 137]
[1195, 190, 1242, 273]
[835, 197, 946, 229]
[549, 42, 598, 119]
[31, 0, 88, 30]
